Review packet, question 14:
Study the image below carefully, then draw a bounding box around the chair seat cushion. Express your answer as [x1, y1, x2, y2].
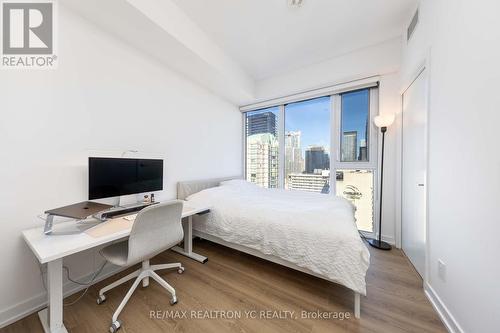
[100, 241, 129, 266]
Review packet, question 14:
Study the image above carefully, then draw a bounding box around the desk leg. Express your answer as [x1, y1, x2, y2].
[38, 258, 68, 333]
[171, 216, 208, 263]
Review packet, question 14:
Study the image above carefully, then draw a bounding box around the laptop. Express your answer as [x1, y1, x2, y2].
[45, 201, 113, 220]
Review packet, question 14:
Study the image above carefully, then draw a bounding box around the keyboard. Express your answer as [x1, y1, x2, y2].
[123, 214, 137, 221]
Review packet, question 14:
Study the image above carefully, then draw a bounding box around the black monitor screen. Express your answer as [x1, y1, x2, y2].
[89, 157, 163, 200]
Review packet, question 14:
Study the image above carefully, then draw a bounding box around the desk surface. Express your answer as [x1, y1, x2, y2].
[22, 202, 209, 264]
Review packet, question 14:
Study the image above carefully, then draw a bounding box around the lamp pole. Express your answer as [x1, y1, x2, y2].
[368, 125, 392, 250]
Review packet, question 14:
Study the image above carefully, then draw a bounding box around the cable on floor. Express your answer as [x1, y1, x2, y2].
[38, 261, 108, 306]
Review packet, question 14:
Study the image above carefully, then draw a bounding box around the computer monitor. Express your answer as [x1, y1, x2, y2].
[88, 157, 163, 200]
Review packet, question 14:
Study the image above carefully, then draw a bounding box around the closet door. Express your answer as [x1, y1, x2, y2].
[402, 69, 427, 278]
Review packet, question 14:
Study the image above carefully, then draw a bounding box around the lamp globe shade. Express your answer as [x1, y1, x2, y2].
[374, 114, 395, 128]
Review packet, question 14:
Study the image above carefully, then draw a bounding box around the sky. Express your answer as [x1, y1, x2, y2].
[284, 89, 370, 157]
[248, 89, 370, 161]
[285, 96, 331, 153]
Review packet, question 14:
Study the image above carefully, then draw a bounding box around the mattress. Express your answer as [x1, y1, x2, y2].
[186, 180, 370, 295]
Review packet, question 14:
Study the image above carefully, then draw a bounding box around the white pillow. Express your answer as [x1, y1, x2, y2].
[219, 179, 255, 188]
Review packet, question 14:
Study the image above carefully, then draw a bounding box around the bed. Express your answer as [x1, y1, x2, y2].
[177, 177, 370, 318]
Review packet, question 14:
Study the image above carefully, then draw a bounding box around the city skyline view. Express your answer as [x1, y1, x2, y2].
[253, 91, 370, 161]
[245, 90, 371, 182]
[341, 89, 370, 161]
[246, 89, 369, 162]
[285, 96, 331, 155]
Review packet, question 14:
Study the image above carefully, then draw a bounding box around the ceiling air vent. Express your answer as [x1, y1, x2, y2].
[407, 8, 419, 41]
[288, 0, 304, 8]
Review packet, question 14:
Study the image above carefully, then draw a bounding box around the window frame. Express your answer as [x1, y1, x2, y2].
[333, 88, 379, 170]
[242, 87, 379, 234]
[331, 89, 379, 234]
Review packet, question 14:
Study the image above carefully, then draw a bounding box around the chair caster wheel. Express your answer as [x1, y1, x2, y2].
[170, 296, 178, 305]
[97, 295, 106, 305]
[109, 320, 122, 333]
[177, 267, 185, 274]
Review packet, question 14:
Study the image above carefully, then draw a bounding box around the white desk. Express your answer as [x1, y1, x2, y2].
[22, 202, 210, 333]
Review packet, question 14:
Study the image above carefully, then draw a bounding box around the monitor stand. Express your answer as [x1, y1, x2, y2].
[44, 215, 55, 235]
[43, 201, 114, 234]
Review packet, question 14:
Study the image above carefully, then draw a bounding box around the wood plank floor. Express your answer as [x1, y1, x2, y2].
[1, 239, 446, 333]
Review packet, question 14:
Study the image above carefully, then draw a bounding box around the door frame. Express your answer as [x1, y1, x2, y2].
[397, 51, 431, 283]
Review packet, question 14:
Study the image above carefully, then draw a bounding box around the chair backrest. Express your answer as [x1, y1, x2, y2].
[126, 200, 184, 265]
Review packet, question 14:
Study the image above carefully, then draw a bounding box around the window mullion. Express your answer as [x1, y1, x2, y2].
[330, 94, 341, 195]
[278, 105, 286, 189]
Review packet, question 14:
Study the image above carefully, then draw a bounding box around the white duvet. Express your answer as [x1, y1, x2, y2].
[186, 180, 370, 295]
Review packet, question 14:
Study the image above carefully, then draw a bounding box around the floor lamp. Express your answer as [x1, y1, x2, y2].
[368, 114, 395, 251]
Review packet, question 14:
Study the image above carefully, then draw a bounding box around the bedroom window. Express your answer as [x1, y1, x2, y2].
[340, 90, 370, 162]
[284, 96, 331, 193]
[335, 88, 377, 232]
[245, 107, 280, 188]
[242, 85, 378, 233]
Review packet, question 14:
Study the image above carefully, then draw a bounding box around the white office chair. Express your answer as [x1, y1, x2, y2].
[96, 200, 185, 333]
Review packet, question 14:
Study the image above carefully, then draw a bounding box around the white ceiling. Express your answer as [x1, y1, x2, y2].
[172, 0, 417, 80]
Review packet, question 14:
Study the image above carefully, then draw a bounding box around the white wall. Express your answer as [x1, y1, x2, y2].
[401, 1, 500, 332]
[0, 6, 241, 326]
[62, 0, 255, 104]
[255, 38, 403, 244]
[255, 37, 401, 101]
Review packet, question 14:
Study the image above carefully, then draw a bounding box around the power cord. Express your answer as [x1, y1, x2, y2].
[63, 263, 106, 286]
[63, 261, 107, 306]
[39, 261, 107, 306]
[38, 264, 47, 291]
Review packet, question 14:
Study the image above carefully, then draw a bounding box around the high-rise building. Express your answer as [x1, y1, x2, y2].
[359, 139, 367, 161]
[324, 152, 330, 170]
[305, 146, 329, 173]
[285, 131, 304, 177]
[342, 131, 357, 161]
[246, 133, 279, 188]
[287, 170, 330, 193]
[246, 112, 277, 137]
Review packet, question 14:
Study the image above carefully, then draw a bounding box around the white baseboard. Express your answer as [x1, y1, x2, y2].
[0, 265, 123, 329]
[424, 283, 464, 333]
[381, 235, 396, 246]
